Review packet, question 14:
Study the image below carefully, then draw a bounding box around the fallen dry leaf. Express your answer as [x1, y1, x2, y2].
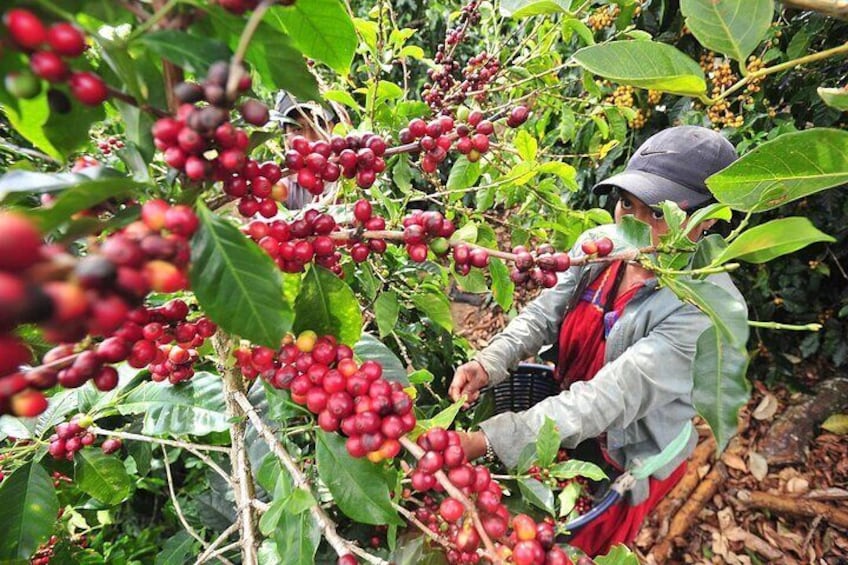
[723, 452, 747, 472]
[752, 393, 779, 420]
[785, 476, 810, 494]
[748, 451, 768, 481]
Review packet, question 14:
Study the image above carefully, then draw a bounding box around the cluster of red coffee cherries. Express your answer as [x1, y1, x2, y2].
[47, 413, 121, 461]
[528, 453, 594, 517]
[349, 199, 388, 263]
[401, 209, 456, 263]
[2, 8, 107, 106]
[96, 135, 124, 156]
[244, 209, 347, 275]
[423, 0, 484, 110]
[580, 237, 614, 258]
[0, 201, 198, 418]
[509, 244, 571, 289]
[152, 62, 279, 208]
[286, 131, 387, 193]
[235, 331, 415, 463]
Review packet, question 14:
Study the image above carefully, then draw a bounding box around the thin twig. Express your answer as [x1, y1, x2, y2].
[201, 542, 241, 563]
[161, 445, 213, 552]
[195, 522, 240, 565]
[0, 139, 61, 165]
[105, 85, 170, 118]
[89, 426, 231, 482]
[232, 390, 390, 565]
[226, 0, 275, 99]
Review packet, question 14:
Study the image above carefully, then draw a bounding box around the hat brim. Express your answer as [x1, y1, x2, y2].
[593, 170, 712, 211]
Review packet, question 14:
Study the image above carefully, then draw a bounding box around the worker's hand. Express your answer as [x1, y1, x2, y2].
[456, 430, 488, 461]
[448, 361, 490, 406]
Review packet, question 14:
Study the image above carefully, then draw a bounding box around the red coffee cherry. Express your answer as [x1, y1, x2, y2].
[439, 497, 464, 523]
[4, 9, 47, 50]
[68, 71, 108, 106]
[46, 22, 87, 57]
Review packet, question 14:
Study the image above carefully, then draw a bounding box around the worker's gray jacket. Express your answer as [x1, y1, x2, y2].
[476, 224, 746, 504]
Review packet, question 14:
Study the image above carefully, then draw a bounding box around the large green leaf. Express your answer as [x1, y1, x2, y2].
[550, 460, 608, 481]
[715, 217, 834, 265]
[74, 450, 131, 505]
[663, 278, 749, 347]
[293, 266, 363, 346]
[411, 289, 454, 332]
[191, 203, 292, 348]
[818, 87, 848, 111]
[692, 326, 750, 453]
[446, 157, 482, 194]
[155, 532, 197, 565]
[489, 258, 514, 312]
[680, 0, 773, 63]
[707, 128, 848, 212]
[573, 41, 707, 97]
[354, 333, 408, 385]
[315, 431, 402, 526]
[116, 372, 229, 436]
[0, 463, 58, 560]
[138, 30, 231, 75]
[500, 0, 571, 17]
[268, 1, 356, 74]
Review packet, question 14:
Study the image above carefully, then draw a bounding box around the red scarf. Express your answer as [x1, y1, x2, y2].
[556, 261, 642, 387]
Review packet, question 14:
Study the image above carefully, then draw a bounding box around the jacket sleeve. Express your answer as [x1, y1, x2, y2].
[478, 300, 711, 470]
[474, 263, 583, 385]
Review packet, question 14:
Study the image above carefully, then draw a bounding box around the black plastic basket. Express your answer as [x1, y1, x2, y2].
[490, 363, 560, 414]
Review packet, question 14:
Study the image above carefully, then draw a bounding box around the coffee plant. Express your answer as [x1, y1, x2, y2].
[1, 0, 846, 563]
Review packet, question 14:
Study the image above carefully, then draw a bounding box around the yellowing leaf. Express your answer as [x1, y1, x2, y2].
[821, 413, 848, 435]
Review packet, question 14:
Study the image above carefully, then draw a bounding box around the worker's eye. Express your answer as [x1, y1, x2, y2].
[651, 208, 664, 220]
[620, 197, 633, 210]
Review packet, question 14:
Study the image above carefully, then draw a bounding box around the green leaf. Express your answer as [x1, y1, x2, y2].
[74, 449, 131, 505]
[550, 460, 608, 481]
[447, 157, 481, 192]
[557, 480, 581, 518]
[500, 0, 571, 18]
[285, 487, 317, 515]
[573, 41, 707, 97]
[535, 417, 560, 468]
[315, 431, 402, 525]
[818, 87, 848, 111]
[268, 0, 356, 74]
[191, 203, 291, 348]
[450, 221, 478, 244]
[155, 532, 197, 565]
[116, 372, 229, 436]
[354, 334, 408, 385]
[692, 234, 728, 270]
[663, 278, 749, 347]
[715, 217, 834, 265]
[539, 161, 578, 190]
[514, 130, 538, 162]
[563, 17, 595, 46]
[259, 498, 287, 536]
[294, 265, 362, 346]
[692, 326, 750, 453]
[374, 291, 400, 338]
[594, 544, 639, 565]
[138, 30, 231, 74]
[616, 216, 652, 248]
[706, 128, 848, 212]
[408, 369, 434, 384]
[272, 507, 320, 565]
[411, 289, 453, 332]
[680, 0, 773, 63]
[517, 477, 555, 515]
[413, 397, 465, 437]
[489, 258, 514, 312]
[31, 178, 144, 232]
[0, 463, 58, 560]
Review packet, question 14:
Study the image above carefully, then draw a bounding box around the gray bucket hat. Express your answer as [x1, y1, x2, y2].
[270, 91, 335, 128]
[593, 126, 738, 210]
